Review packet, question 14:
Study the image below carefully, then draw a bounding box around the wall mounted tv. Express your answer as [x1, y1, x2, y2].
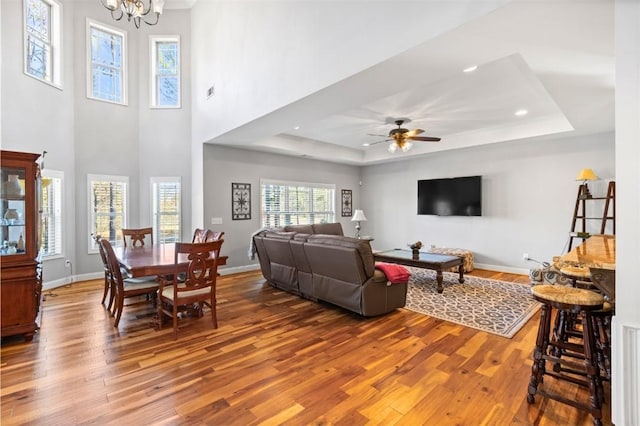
[417, 176, 482, 216]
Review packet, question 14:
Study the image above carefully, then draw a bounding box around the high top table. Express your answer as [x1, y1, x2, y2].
[560, 234, 615, 268]
[114, 243, 228, 278]
[374, 249, 464, 294]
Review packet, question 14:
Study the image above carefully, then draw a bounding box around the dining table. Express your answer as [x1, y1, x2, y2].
[114, 243, 228, 278]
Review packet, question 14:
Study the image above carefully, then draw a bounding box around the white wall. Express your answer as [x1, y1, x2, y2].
[1, 0, 193, 282]
[612, 0, 640, 424]
[1, 0, 77, 284]
[361, 132, 615, 273]
[202, 145, 362, 271]
[190, 0, 508, 144]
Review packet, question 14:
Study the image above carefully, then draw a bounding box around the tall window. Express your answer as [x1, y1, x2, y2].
[87, 19, 127, 105]
[150, 36, 180, 108]
[151, 177, 181, 243]
[88, 174, 128, 252]
[41, 170, 63, 257]
[261, 179, 335, 228]
[23, 0, 63, 87]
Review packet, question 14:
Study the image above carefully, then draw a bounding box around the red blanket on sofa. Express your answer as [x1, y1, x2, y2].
[375, 262, 411, 283]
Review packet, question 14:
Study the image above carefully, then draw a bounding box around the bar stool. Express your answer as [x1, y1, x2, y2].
[527, 284, 605, 426]
[560, 265, 594, 289]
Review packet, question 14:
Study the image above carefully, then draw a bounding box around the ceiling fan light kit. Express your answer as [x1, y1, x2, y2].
[368, 119, 441, 154]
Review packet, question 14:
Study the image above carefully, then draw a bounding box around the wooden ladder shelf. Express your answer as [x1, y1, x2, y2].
[568, 181, 615, 251]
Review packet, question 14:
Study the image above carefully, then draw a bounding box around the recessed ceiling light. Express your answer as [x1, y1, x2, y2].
[293, 126, 300, 130]
[362, 143, 370, 147]
[515, 109, 528, 116]
[463, 65, 478, 73]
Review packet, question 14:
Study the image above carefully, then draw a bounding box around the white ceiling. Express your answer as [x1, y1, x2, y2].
[205, 0, 615, 165]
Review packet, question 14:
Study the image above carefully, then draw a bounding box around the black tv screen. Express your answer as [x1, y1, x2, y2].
[418, 176, 482, 216]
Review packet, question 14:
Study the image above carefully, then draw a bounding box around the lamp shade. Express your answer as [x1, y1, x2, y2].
[576, 168, 598, 181]
[351, 209, 367, 222]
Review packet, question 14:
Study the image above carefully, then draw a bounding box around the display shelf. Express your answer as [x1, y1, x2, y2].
[1, 150, 42, 342]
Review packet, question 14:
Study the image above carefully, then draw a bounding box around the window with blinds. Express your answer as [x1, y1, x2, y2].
[41, 170, 63, 257]
[151, 177, 181, 243]
[88, 174, 128, 252]
[260, 179, 335, 228]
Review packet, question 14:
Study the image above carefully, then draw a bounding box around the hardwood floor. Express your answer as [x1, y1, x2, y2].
[1, 270, 611, 425]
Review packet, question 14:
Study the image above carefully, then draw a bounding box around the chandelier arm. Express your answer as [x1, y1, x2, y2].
[142, 12, 160, 26]
[134, 16, 141, 28]
[139, 0, 153, 16]
[110, 7, 124, 21]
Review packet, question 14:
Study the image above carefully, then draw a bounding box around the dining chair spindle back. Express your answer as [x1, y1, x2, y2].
[122, 227, 153, 247]
[157, 240, 224, 339]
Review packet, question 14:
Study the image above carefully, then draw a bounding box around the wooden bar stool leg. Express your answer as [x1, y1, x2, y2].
[582, 311, 603, 425]
[528, 303, 552, 402]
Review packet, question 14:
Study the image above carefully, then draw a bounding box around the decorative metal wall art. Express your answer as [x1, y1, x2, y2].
[341, 189, 353, 217]
[232, 183, 251, 220]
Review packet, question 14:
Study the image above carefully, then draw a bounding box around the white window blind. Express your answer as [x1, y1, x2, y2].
[260, 179, 335, 228]
[88, 174, 128, 252]
[40, 170, 63, 257]
[151, 177, 181, 243]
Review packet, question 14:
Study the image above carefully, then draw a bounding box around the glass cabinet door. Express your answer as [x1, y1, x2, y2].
[1, 166, 27, 256]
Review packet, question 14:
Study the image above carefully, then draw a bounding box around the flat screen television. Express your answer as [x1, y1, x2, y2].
[417, 176, 482, 216]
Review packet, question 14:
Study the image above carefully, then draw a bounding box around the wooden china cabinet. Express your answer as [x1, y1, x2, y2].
[0, 150, 42, 342]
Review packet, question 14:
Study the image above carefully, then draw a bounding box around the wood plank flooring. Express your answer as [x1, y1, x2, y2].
[1, 270, 611, 425]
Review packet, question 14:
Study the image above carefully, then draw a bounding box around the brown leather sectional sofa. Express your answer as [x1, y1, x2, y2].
[253, 223, 407, 316]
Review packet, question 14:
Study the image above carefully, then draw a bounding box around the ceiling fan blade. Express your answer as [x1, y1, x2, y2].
[408, 136, 441, 142]
[366, 139, 391, 146]
[367, 133, 388, 137]
[405, 129, 424, 137]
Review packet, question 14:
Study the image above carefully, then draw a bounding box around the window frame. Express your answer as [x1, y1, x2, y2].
[87, 174, 129, 254]
[23, 0, 63, 89]
[40, 169, 64, 259]
[260, 178, 336, 228]
[150, 176, 182, 244]
[149, 35, 181, 109]
[86, 18, 128, 106]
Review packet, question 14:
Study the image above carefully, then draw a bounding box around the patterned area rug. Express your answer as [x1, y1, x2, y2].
[404, 267, 540, 338]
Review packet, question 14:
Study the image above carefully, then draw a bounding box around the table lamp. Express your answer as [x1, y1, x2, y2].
[576, 168, 598, 199]
[351, 209, 367, 239]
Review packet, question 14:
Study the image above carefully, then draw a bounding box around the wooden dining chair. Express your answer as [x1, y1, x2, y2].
[157, 240, 224, 339]
[94, 234, 115, 311]
[205, 230, 224, 242]
[122, 227, 153, 247]
[99, 238, 160, 327]
[192, 228, 208, 243]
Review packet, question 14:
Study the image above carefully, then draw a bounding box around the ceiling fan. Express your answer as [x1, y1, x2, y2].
[366, 119, 441, 153]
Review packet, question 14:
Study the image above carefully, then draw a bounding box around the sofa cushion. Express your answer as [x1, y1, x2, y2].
[264, 231, 296, 240]
[284, 224, 314, 234]
[293, 233, 311, 242]
[312, 222, 344, 236]
[306, 234, 374, 277]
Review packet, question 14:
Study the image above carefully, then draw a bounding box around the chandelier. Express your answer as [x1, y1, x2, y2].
[100, 0, 166, 28]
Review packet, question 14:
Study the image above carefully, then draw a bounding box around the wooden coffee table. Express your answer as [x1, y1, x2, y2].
[374, 249, 464, 293]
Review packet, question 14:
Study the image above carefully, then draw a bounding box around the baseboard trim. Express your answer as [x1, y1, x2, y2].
[474, 263, 530, 276]
[42, 266, 261, 290]
[44, 262, 523, 290]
